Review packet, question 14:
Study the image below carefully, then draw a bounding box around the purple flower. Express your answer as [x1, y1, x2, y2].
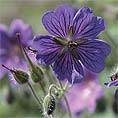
[0, 19, 33, 79]
[32, 5, 111, 83]
[104, 79, 118, 87]
[62, 69, 104, 115]
[104, 71, 118, 101]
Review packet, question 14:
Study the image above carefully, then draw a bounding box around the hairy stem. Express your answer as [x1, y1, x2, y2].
[58, 80, 72, 118]
[38, 81, 46, 95]
[27, 82, 42, 107]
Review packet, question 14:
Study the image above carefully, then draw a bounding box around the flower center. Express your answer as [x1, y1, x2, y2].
[111, 72, 118, 81]
[12, 45, 21, 56]
[10, 34, 25, 59]
[68, 41, 78, 48]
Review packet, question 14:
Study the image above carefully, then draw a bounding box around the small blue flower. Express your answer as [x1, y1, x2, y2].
[105, 80, 118, 101]
[32, 5, 111, 83]
[104, 79, 118, 87]
[104, 72, 118, 101]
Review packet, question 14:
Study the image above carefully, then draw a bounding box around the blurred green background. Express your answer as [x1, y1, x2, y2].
[0, 0, 118, 118]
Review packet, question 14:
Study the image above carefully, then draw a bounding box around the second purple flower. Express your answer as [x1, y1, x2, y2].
[32, 5, 111, 83]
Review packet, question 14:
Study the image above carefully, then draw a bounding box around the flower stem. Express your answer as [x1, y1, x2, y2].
[104, 31, 117, 48]
[49, 115, 54, 118]
[27, 82, 42, 107]
[17, 33, 46, 95]
[38, 81, 46, 95]
[58, 80, 72, 118]
[16, 33, 34, 69]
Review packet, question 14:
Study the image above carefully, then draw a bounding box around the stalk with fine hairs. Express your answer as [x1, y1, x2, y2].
[58, 80, 72, 118]
[16, 33, 46, 94]
[50, 65, 72, 118]
[27, 82, 42, 108]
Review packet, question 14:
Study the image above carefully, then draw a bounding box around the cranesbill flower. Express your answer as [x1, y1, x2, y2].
[0, 19, 33, 79]
[104, 71, 118, 101]
[62, 69, 104, 115]
[32, 5, 111, 83]
[105, 79, 118, 87]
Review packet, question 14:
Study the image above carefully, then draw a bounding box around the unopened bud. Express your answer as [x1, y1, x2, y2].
[13, 70, 29, 84]
[16, 33, 44, 83]
[30, 65, 43, 83]
[1, 64, 29, 84]
[43, 94, 56, 115]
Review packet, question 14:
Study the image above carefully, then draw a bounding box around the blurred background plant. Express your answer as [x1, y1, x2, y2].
[0, 0, 118, 118]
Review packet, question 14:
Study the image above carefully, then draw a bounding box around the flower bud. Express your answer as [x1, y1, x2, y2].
[1, 64, 29, 84]
[43, 94, 56, 115]
[16, 34, 43, 83]
[13, 70, 29, 84]
[54, 88, 65, 98]
[30, 65, 43, 83]
[48, 84, 65, 98]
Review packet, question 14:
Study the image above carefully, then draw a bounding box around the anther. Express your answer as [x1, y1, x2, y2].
[68, 41, 78, 48]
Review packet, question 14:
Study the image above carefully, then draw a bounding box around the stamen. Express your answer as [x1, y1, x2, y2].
[68, 41, 78, 48]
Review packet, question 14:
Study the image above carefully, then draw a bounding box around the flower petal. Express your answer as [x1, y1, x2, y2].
[32, 35, 63, 65]
[42, 4, 77, 39]
[0, 24, 11, 49]
[104, 79, 118, 87]
[8, 59, 28, 87]
[77, 39, 111, 73]
[62, 70, 103, 114]
[53, 51, 83, 83]
[72, 7, 105, 40]
[70, 56, 84, 83]
[9, 19, 33, 46]
[0, 24, 11, 62]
